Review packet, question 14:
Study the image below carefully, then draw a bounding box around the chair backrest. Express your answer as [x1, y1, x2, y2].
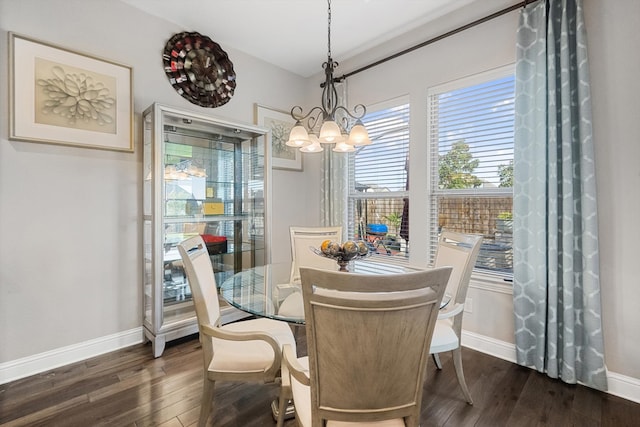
[289, 226, 342, 283]
[178, 236, 221, 364]
[434, 230, 483, 308]
[298, 266, 451, 426]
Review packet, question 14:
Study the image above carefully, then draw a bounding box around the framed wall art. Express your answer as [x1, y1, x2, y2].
[254, 104, 302, 171]
[9, 32, 133, 152]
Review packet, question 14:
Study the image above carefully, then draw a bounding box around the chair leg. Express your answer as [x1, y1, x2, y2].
[292, 323, 303, 341]
[276, 387, 291, 427]
[405, 414, 419, 427]
[432, 353, 443, 370]
[452, 348, 473, 405]
[199, 378, 215, 427]
[276, 356, 293, 427]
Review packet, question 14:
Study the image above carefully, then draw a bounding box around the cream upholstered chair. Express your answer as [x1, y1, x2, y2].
[278, 226, 343, 321]
[288, 226, 342, 284]
[276, 290, 304, 318]
[281, 266, 451, 427]
[177, 236, 296, 427]
[429, 230, 483, 405]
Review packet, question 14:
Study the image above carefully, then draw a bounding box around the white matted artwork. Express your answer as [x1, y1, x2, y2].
[254, 104, 302, 171]
[9, 32, 133, 152]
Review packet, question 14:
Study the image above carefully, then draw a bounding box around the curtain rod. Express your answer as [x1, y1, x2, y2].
[337, 1, 527, 81]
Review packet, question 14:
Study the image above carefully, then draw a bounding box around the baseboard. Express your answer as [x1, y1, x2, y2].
[607, 372, 640, 404]
[2, 327, 640, 405]
[461, 329, 517, 363]
[0, 327, 144, 385]
[461, 329, 640, 405]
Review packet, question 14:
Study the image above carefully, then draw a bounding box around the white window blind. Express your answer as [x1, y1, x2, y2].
[348, 100, 410, 263]
[428, 66, 514, 276]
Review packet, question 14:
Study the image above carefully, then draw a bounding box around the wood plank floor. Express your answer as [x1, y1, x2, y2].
[1, 330, 639, 426]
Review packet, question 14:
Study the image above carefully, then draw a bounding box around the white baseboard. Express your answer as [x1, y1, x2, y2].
[607, 371, 640, 404]
[2, 327, 640, 405]
[0, 327, 144, 385]
[461, 329, 640, 405]
[461, 329, 517, 363]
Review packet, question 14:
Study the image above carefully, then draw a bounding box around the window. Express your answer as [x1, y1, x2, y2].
[428, 66, 514, 276]
[348, 99, 410, 263]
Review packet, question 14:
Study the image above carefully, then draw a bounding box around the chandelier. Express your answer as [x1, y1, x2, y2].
[285, 0, 371, 153]
[164, 160, 207, 180]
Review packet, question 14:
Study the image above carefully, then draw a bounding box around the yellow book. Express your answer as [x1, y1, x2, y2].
[203, 202, 224, 215]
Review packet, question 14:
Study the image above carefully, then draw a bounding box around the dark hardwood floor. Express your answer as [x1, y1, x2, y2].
[2, 329, 639, 426]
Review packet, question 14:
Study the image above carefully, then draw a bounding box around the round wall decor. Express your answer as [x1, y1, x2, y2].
[163, 31, 236, 108]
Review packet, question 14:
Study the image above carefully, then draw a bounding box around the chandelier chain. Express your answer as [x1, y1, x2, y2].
[327, 0, 332, 59]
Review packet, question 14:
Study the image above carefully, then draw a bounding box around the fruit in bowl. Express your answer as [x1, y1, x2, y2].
[316, 239, 371, 267]
[342, 240, 359, 259]
[328, 241, 342, 257]
[320, 239, 332, 254]
[309, 240, 370, 271]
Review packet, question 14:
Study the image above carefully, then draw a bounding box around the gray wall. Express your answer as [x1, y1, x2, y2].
[1, 0, 638, 397]
[0, 0, 319, 364]
[585, 0, 640, 380]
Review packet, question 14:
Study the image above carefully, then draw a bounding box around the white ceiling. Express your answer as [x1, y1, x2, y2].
[121, 0, 482, 77]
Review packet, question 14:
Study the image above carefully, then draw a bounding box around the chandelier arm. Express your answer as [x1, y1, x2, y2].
[290, 106, 325, 135]
[333, 104, 367, 121]
[290, 105, 324, 122]
[307, 110, 324, 132]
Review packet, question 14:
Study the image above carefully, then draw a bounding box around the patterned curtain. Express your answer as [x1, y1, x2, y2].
[513, 0, 607, 390]
[321, 149, 348, 234]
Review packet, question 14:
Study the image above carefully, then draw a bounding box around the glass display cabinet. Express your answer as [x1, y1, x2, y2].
[142, 103, 270, 357]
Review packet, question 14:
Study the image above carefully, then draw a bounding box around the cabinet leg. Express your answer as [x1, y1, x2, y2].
[153, 336, 166, 358]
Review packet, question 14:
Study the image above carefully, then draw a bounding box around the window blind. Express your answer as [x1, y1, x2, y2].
[348, 100, 410, 263]
[428, 67, 515, 275]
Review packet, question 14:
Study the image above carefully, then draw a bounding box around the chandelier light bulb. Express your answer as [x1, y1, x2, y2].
[332, 141, 355, 153]
[346, 121, 371, 146]
[286, 122, 311, 147]
[318, 120, 344, 144]
[300, 135, 324, 152]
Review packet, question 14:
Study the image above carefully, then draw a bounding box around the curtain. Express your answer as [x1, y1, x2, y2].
[320, 82, 349, 239]
[513, 0, 607, 390]
[321, 149, 348, 237]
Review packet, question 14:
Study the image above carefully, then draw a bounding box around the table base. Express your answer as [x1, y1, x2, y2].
[271, 398, 296, 421]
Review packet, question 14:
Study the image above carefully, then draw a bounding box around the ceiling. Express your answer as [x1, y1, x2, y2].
[121, 0, 482, 77]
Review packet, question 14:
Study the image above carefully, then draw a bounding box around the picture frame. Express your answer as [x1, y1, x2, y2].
[9, 32, 134, 152]
[254, 104, 302, 171]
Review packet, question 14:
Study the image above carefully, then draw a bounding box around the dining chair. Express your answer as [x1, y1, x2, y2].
[278, 226, 343, 321]
[288, 226, 342, 284]
[429, 230, 483, 404]
[281, 265, 451, 427]
[177, 236, 297, 427]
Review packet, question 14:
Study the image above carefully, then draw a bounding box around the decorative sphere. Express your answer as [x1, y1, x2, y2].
[320, 239, 333, 255]
[339, 241, 356, 261]
[357, 241, 369, 255]
[342, 240, 358, 256]
[328, 241, 342, 256]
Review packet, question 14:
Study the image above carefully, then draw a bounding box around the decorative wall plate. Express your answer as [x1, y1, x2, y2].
[163, 31, 236, 108]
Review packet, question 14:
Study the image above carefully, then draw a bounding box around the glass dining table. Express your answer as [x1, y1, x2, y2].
[219, 259, 451, 325]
